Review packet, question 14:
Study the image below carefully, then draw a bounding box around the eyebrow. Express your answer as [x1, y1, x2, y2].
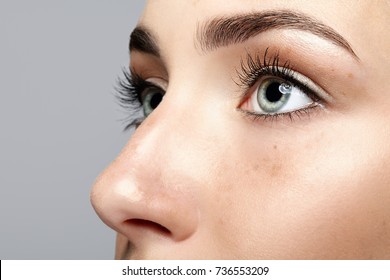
[129, 9, 357, 59]
[129, 26, 160, 57]
[197, 10, 357, 58]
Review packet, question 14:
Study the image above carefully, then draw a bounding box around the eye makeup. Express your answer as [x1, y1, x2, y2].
[116, 48, 331, 129]
[235, 48, 330, 123]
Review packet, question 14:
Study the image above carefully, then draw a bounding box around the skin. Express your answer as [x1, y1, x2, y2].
[91, 0, 390, 259]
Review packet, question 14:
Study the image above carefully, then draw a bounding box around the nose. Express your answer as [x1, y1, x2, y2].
[90, 108, 200, 245]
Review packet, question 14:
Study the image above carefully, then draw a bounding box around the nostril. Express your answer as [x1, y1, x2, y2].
[125, 219, 172, 236]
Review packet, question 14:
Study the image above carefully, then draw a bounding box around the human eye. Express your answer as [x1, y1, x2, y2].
[237, 49, 329, 122]
[116, 68, 166, 130]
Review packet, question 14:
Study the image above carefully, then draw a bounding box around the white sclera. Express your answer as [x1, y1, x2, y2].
[251, 79, 314, 114]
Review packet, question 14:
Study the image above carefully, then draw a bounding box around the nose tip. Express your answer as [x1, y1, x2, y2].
[91, 173, 199, 243]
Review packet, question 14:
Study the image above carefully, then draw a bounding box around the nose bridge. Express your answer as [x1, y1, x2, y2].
[127, 82, 208, 182]
[91, 99, 201, 243]
[126, 100, 192, 185]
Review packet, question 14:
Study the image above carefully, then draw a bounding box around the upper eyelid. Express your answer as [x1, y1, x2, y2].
[285, 70, 332, 103]
[130, 76, 167, 105]
[243, 70, 331, 106]
[144, 77, 168, 91]
[235, 50, 333, 103]
[255, 68, 332, 103]
[130, 67, 168, 89]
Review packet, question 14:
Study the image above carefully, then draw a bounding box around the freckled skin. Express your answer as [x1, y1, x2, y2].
[91, 0, 390, 259]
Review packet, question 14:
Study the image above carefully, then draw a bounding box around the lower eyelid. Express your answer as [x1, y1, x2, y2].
[237, 103, 324, 124]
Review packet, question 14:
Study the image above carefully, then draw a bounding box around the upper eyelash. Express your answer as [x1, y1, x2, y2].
[116, 68, 140, 107]
[236, 47, 320, 102]
[115, 68, 146, 130]
[237, 47, 293, 89]
[239, 48, 324, 101]
[235, 48, 326, 122]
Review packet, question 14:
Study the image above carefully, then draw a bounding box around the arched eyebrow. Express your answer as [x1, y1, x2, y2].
[196, 10, 358, 59]
[129, 26, 160, 57]
[129, 9, 358, 60]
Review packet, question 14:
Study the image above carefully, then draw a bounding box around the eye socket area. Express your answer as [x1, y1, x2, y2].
[239, 76, 318, 116]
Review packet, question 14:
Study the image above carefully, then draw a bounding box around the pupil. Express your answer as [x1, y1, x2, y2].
[265, 82, 283, 102]
[150, 93, 163, 109]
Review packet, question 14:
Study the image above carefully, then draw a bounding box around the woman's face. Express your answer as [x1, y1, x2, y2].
[91, 0, 390, 259]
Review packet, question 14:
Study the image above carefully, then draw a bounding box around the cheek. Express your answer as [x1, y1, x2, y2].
[279, 123, 390, 258]
[293, 124, 390, 258]
[198, 122, 296, 256]
[203, 114, 390, 258]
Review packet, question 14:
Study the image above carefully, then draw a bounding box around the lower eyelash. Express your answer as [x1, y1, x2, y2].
[238, 103, 321, 123]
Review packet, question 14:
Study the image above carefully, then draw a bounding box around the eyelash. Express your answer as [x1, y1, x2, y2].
[236, 48, 322, 122]
[116, 48, 323, 130]
[115, 68, 157, 130]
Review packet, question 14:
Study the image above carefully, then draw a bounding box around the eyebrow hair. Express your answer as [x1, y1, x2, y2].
[196, 10, 357, 58]
[129, 26, 160, 57]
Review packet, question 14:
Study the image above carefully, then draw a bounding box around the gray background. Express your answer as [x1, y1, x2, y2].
[0, 0, 146, 259]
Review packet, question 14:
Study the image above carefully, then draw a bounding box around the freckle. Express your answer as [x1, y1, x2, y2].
[270, 164, 282, 177]
[348, 73, 353, 78]
[219, 216, 225, 226]
[273, 145, 277, 150]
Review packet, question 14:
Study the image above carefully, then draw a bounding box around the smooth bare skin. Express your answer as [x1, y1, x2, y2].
[91, 0, 390, 259]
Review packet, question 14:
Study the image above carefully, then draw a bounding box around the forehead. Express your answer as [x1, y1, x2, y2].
[136, 0, 390, 76]
[139, 1, 383, 54]
[140, 0, 371, 30]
